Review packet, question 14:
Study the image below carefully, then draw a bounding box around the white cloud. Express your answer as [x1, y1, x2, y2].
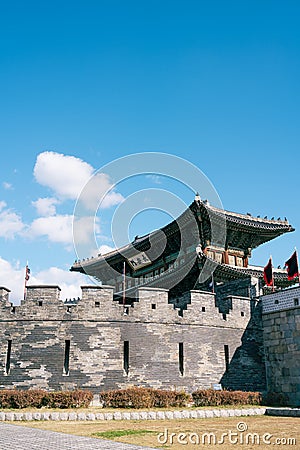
[145, 174, 162, 185]
[34, 151, 93, 200]
[100, 190, 124, 209]
[0, 257, 90, 304]
[98, 244, 115, 255]
[73, 215, 101, 245]
[2, 182, 12, 190]
[77, 172, 124, 210]
[0, 201, 6, 211]
[27, 214, 102, 250]
[0, 258, 24, 302]
[33, 151, 124, 210]
[0, 206, 25, 239]
[32, 197, 60, 216]
[28, 215, 74, 244]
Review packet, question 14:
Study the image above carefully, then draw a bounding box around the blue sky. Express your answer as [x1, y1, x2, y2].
[1, 0, 300, 302]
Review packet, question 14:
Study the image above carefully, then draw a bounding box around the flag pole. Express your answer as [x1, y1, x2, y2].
[24, 261, 29, 300]
[122, 261, 126, 308]
[271, 256, 275, 292]
[295, 247, 300, 287]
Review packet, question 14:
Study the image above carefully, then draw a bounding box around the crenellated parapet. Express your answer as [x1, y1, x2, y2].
[0, 284, 254, 327]
[0, 287, 11, 310]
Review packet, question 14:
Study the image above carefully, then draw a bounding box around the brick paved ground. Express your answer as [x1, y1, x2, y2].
[0, 423, 158, 450]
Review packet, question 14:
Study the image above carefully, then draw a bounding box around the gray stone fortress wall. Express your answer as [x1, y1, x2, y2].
[0, 280, 266, 393]
[262, 286, 300, 407]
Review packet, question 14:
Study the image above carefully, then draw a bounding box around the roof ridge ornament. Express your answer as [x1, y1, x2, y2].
[194, 192, 201, 203]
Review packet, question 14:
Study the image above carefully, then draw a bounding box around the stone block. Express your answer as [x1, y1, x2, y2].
[255, 408, 266, 415]
[24, 412, 33, 421]
[196, 410, 206, 418]
[5, 412, 14, 421]
[219, 409, 229, 417]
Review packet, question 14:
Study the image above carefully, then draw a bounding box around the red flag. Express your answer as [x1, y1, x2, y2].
[264, 258, 273, 286]
[285, 251, 299, 281]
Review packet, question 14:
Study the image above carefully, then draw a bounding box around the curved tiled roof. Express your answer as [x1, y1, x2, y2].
[71, 198, 294, 274]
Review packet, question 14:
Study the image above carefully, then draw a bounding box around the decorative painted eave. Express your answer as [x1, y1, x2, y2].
[197, 252, 294, 288]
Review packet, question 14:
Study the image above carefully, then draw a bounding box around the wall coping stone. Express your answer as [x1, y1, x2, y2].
[0, 408, 268, 421]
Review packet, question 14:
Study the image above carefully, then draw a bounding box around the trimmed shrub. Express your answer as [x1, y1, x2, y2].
[44, 390, 93, 408]
[0, 389, 93, 409]
[100, 387, 154, 408]
[153, 389, 191, 408]
[100, 387, 191, 408]
[192, 389, 262, 407]
[0, 389, 46, 409]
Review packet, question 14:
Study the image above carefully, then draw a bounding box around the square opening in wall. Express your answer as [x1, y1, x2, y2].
[95, 301, 100, 307]
[241, 311, 245, 317]
[151, 304, 156, 310]
[38, 301, 43, 306]
[294, 298, 299, 306]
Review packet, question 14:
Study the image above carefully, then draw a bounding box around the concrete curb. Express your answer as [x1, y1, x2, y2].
[0, 407, 267, 422]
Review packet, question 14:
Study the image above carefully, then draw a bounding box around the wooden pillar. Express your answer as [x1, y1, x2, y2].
[223, 249, 229, 265]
